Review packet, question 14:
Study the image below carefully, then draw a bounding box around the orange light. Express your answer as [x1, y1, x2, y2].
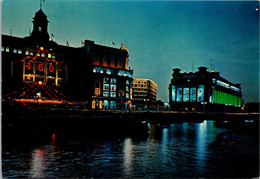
[40, 47, 44, 50]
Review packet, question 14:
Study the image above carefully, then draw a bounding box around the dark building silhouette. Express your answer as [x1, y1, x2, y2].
[169, 67, 242, 112]
[2, 8, 133, 109]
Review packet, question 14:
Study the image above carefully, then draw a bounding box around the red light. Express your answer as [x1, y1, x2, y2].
[38, 64, 44, 71]
[49, 65, 54, 72]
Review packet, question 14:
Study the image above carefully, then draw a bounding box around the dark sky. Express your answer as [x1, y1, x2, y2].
[2, 0, 259, 103]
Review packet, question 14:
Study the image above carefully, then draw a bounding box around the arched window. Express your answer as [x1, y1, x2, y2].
[104, 100, 109, 110]
[110, 100, 116, 110]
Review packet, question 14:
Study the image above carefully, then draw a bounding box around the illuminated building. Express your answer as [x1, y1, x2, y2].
[169, 67, 242, 112]
[89, 41, 133, 110]
[132, 78, 158, 110]
[2, 8, 133, 109]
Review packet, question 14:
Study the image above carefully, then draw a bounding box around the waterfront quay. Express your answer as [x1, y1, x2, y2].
[3, 101, 259, 141]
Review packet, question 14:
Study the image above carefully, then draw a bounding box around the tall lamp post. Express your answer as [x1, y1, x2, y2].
[144, 98, 149, 111]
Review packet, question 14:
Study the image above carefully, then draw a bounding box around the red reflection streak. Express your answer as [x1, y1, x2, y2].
[51, 133, 56, 145]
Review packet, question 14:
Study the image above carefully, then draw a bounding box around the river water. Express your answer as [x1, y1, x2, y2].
[2, 120, 259, 178]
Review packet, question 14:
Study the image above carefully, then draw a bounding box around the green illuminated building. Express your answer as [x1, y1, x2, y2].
[169, 67, 242, 112]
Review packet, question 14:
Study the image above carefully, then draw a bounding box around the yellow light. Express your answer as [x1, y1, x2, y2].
[40, 47, 44, 50]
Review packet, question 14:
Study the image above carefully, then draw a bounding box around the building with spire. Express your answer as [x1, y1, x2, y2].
[2, 8, 133, 110]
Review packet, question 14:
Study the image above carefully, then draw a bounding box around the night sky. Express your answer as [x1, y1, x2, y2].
[2, 0, 259, 103]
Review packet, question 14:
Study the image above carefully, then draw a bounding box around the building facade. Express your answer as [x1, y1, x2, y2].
[87, 41, 133, 110]
[169, 67, 242, 112]
[132, 78, 158, 110]
[2, 8, 133, 110]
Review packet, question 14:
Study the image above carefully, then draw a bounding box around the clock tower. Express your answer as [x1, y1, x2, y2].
[31, 9, 50, 45]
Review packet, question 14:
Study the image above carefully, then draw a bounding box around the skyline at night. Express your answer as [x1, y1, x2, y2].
[2, 0, 259, 103]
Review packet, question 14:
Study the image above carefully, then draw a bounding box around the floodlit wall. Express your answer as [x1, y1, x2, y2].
[213, 90, 241, 106]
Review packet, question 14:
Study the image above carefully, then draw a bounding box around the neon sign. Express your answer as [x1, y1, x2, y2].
[26, 62, 55, 73]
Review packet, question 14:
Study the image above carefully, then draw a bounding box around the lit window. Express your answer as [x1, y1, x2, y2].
[110, 84, 116, 91]
[126, 80, 129, 85]
[1, 46, 4, 51]
[37, 53, 40, 57]
[103, 91, 109, 97]
[176, 88, 183, 102]
[103, 84, 109, 91]
[41, 53, 45, 57]
[52, 55, 55, 59]
[25, 50, 29, 55]
[183, 88, 190, 102]
[48, 54, 51, 58]
[126, 93, 129, 98]
[38, 27, 42, 32]
[30, 51, 33, 56]
[110, 100, 116, 109]
[197, 85, 204, 102]
[103, 77, 109, 83]
[126, 86, 129, 92]
[6, 47, 9, 52]
[190, 88, 196, 102]
[110, 92, 116, 97]
[13, 48, 17, 53]
[111, 78, 116, 84]
[18, 49, 22, 54]
[106, 69, 111, 75]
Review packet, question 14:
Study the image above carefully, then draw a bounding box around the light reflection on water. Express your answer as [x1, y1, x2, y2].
[2, 120, 258, 178]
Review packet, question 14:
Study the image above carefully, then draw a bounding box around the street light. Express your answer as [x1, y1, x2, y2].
[201, 101, 207, 113]
[144, 98, 149, 111]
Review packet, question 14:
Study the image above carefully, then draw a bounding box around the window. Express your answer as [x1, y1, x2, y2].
[37, 53, 40, 57]
[126, 93, 129, 98]
[6, 47, 9, 52]
[106, 69, 111, 75]
[25, 50, 29, 55]
[2, 46, 4, 51]
[190, 88, 196, 102]
[126, 86, 129, 92]
[126, 80, 129, 85]
[41, 53, 45, 57]
[48, 54, 52, 58]
[30, 51, 33, 56]
[171, 86, 176, 102]
[103, 91, 109, 97]
[111, 78, 116, 84]
[110, 100, 116, 109]
[18, 49, 22, 54]
[110, 84, 116, 91]
[110, 92, 116, 97]
[52, 55, 55, 59]
[183, 88, 190, 102]
[38, 27, 42, 32]
[103, 100, 109, 110]
[103, 77, 109, 83]
[197, 85, 204, 102]
[13, 48, 17, 53]
[103, 84, 109, 91]
[176, 88, 183, 102]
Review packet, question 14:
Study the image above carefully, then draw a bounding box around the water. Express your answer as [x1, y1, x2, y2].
[2, 120, 259, 178]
